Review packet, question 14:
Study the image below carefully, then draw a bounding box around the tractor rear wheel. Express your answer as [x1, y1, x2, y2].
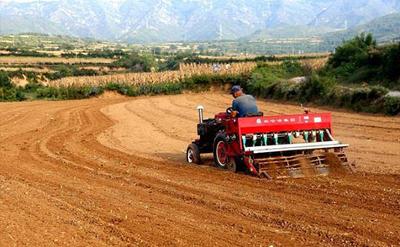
[186, 143, 201, 164]
[213, 134, 237, 172]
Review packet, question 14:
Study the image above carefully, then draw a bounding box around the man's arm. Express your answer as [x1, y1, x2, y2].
[231, 100, 239, 117]
[232, 100, 238, 111]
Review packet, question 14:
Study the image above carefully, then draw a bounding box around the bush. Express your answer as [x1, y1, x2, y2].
[181, 74, 249, 92]
[384, 96, 400, 115]
[245, 62, 304, 97]
[45, 65, 99, 81]
[328, 33, 376, 71]
[0, 71, 12, 88]
[0, 87, 26, 101]
[382, 43, 400, 82]
[114, 52, 157, 72]
[299, 73, 336, 102]
[281, 60, 303, 77]
[326, 33, 399, 88]
[36, 86, 104, 100]
[24, 81, 42, 92]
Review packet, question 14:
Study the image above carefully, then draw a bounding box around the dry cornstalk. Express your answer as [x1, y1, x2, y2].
[49, 62, 258, 87]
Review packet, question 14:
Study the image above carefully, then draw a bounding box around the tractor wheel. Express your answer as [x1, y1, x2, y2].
[186, 143, 201, 164]
[213, 134, 237, 172]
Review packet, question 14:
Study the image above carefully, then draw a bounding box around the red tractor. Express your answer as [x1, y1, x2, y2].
[186, 106, 354, 179]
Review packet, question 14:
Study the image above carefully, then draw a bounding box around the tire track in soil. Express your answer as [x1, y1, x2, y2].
[0, 92, 399, 246]
[98, 95, 397, 247]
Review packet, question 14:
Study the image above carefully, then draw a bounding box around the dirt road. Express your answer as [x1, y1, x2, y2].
[0, 92, 399, 246]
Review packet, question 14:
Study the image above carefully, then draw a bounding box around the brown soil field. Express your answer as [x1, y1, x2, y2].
[0, 92, 399, 246]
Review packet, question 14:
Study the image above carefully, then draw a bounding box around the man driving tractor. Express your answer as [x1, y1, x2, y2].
[230, 85, 259, 117]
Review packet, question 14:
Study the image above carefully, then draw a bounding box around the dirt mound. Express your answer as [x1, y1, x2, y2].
[97, 90, 127, 99]
[0, 92, 399, 246]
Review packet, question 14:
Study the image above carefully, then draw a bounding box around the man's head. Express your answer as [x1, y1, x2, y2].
[231, 85, 243, 98]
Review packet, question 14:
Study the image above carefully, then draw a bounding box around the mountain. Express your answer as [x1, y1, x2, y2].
[322, 13, 400, 45]
[0, 0, 399, 43]
[244, 25, 336, 41]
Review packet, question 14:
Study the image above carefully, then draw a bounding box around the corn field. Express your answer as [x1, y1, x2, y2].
[48, 62, 257, 87]
[301, 58, 328, 71]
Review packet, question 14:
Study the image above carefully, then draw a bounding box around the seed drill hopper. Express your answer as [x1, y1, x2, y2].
[186, 106, 354, 179]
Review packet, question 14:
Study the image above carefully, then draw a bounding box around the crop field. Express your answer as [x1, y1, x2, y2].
[300, 57, 329, 70]
[47, 62, 257, 87]
[0, 92, 399, 246]
[0, 56, 115, 65]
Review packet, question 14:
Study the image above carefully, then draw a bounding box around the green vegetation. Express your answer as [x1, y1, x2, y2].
[0, 71, 26, 101]
[0, 70, 102, 101]
[113, 52, 157, 72]
[35, 85, 104, 100]
[104, 82, 183, 97]
[44, 65, 99, 80]
[2, 48, 55, 57]
[326, 33, 400, 88]
[242, 34, 400, 115]
[0, 33, 121, 51]
[2, 66, 101, 82]
[98, 74, 249, 97]
[183, 54, 326, 64]
[0, 33, 399, 116]
[61, 49, 127, 59]
[241, 62, 400, 115]
[0, 69, 248, 101]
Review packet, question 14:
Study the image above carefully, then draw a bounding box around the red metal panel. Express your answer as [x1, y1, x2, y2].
[238, 113, 332, 134]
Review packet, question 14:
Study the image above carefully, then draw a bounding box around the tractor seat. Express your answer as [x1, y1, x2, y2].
[244, 112, 264, 117]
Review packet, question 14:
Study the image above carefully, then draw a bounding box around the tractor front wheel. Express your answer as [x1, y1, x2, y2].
[213, 135, 237, 172]
[186, 143, 201, 164]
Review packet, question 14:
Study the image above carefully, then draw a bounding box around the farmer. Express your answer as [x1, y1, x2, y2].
[230, 85, 259, 118]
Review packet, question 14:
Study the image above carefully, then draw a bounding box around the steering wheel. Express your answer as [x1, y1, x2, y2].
[226, 107, 233, 115]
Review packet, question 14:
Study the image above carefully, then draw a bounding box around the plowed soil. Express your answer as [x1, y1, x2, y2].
[0, 92, 399, 246]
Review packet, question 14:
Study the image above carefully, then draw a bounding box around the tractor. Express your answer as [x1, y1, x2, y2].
[186, 106, 354, 179]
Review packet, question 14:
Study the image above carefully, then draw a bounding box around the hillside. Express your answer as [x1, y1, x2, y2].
[244, 25, 336, 41]
[0, 33, 121, 51]
[322, 13, 400, 47]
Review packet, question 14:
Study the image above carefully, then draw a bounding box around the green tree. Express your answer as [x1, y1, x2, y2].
[382, 43, 400, 82]
[115, 52, 157, 72]
[328, 33, 377, 75]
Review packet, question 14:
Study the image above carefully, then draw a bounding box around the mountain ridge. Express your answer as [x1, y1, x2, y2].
[0, 0, 399, 43]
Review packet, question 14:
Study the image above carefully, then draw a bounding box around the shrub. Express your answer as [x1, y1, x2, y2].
[0, 71, 12, 88]
[128, 83, 182, 96]
[328, 33, 376, 70]
[281, 60, 303, 77]
[384, 96, 400, 115]
[0, 87, 26, 101]
[299, 73, 336, 102]
[325, 33, 399, 88]
[382, 43, 400, 82]
[114, 52, 157, 72]
[24, 81, 42, 92]
[36, 86, 104, 100]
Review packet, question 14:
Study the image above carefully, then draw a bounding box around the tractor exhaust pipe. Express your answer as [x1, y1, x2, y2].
[197, 105, 204, 124]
